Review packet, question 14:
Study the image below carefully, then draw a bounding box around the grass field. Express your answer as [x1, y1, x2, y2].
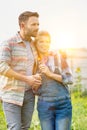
[0, 94, 87, 130]
[71, 94, 87, 130]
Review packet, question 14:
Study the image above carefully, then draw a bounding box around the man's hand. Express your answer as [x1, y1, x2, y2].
[1, 67, 42, 89]
[32, 73, 42, 91]
[26, 73, 42, 90]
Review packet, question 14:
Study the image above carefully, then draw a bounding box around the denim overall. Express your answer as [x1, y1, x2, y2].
[36, 55, 72, 130]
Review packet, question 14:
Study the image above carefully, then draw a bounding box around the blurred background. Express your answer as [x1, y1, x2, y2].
[0, 0, 87, 130]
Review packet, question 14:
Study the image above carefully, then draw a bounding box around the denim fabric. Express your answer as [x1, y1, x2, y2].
[3, 90, 35, 130]
[35, 53, 73, 130]
[36, 73, 72, 130]
[37, 98, 72, 130]
[36, 74, 70, 101]
[35, 54, 73, 101]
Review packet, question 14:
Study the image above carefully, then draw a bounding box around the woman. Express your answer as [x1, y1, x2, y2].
[34, 31, 73, 130]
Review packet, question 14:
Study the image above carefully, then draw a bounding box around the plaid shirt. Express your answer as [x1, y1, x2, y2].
[0, 32, 37, 106]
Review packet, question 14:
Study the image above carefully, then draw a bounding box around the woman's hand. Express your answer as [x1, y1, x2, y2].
[39, 63, 62, 83]
[39, 63, 52, 77]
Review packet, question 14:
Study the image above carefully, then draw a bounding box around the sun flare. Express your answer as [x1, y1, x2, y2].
[50, 32, 76, 50]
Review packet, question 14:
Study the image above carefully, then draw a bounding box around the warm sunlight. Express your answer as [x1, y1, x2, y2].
[50, 32, 76, 50]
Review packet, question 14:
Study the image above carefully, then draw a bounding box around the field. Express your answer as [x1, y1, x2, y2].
[71, 94, 87, 130]
[0, 94, 87, 130]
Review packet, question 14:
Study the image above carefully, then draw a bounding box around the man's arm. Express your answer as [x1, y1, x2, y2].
[0, 60, 41, 87]
[0, 41, 41, 87]
[1, 67, 41, 87]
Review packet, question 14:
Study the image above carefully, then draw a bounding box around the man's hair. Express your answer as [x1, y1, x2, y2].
[18, 11, 39, 26]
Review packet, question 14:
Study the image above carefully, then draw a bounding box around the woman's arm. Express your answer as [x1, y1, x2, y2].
[39, 57, 73, 85]
[39, 63, 62, 82]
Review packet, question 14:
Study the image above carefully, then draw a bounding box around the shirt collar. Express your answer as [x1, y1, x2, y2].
[15, 31, 23, 43]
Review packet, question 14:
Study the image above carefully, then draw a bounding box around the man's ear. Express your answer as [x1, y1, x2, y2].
[20, 22, 25, 29]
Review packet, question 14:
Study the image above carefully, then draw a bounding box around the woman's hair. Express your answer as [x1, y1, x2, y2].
[34, 30, 51, 60]
[35, 30, 51, 43]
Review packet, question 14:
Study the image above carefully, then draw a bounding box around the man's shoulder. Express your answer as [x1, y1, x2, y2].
[1, 33, 17, 44]
[7, 33, 22, 43]
[0, 33, 21, 48]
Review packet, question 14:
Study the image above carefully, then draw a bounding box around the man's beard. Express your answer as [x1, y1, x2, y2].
[24, 30, 38, 41]
[23, 33, 31, 41]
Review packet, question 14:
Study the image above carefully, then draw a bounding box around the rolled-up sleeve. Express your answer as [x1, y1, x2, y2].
[0, 41, 11, 75]
[62, 67, 73, 85]
[0, 62, 10, 75]
[60, 52, 73, 85]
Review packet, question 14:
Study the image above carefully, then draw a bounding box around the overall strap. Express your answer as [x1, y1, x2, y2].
[54, 54, 61, 74]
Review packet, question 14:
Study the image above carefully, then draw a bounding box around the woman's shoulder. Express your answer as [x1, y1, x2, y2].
[48, 50, 58, 56]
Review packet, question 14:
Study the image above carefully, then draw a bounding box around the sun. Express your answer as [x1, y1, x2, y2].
[50, 32, 76, 50]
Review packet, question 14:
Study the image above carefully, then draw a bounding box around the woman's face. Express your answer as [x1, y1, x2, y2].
[36, 35, 50, 54]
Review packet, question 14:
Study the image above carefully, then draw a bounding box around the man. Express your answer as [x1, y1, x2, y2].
[0, 11, 41, 130]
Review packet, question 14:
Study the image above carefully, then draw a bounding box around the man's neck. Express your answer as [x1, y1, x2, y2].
[19, 31, 31, 42]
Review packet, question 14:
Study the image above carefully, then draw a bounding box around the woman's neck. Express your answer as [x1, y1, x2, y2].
[38, 53, 49, 65]
[38, 53, 48, 60]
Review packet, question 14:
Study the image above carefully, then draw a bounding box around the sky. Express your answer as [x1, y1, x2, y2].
[0, 0, 87, 49]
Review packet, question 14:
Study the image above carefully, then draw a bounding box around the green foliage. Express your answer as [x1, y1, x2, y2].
[70, 67, 87, 129]
[30, 109, 41, 130]
[81, 89, 87, 97]
[0, 102, 7, 130]
[0, 95, 87, 130]
[71, 67, 87, 98]
[71, 95, 87, 130]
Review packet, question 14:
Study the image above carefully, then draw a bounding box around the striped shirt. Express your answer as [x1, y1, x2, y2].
[0, 32, 37, 106]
